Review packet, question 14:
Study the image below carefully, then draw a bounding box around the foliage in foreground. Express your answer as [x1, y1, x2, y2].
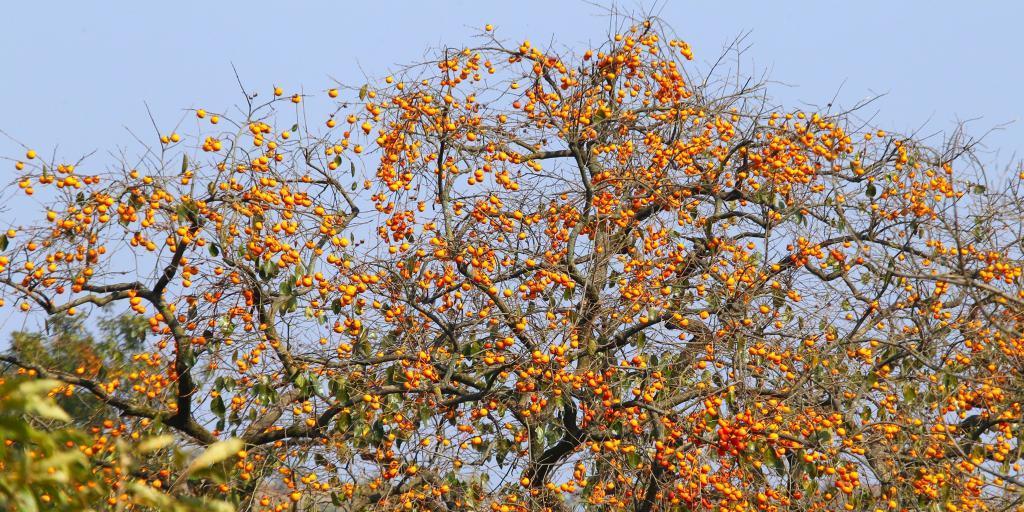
[2, 16, 1024, 512]
[0, 375, 236, 511]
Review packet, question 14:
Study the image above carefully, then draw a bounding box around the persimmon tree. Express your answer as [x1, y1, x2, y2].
[2, 17, 1024, 512]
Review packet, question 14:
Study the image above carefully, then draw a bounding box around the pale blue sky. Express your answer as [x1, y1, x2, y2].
[2, 1, 1021, 173]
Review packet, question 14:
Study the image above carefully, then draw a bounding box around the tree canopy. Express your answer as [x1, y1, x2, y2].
[2, 17, 1023, 512]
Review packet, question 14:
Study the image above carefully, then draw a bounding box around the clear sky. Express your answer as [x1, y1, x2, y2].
[2, 1, 1022, 174]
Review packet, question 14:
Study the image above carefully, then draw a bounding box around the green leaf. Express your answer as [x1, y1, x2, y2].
[359, 84, 368, 101]
[181, 154, 189, 174]
[356, 330, 371, 357]
[128, 482, 174, 509]
[137, 435, 175, 453]
[17, 379, 70, 421]
[184, 438, 243, 474]
[865, 183, 876, 198]
[14, 490, 40, 512]
[419, 406, 433, 424]
[626, 450, 641, 469]
[0, 234, 8, 251]
[942, 373, 959, 390]
[903, 384, 917, 402]
[211, 396, 226, 418]
[763, 445, 786, 475]
[217, 316, 235, 336]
